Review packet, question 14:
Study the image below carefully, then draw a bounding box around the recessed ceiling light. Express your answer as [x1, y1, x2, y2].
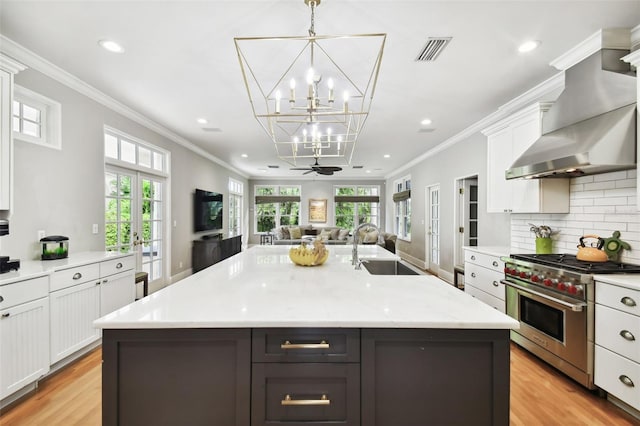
[196, 118, 208, 124]
[383, 154, 390, 158]
[518, 40, 540, 53]
[421, 118, 432, 126]
[241, 154, 248, 158]
[98, 39, 124, 53]
[366, 170, 372, 174]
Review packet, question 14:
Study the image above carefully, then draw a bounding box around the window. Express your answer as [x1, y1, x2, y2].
[393, 176, 411, 240]
[254, 185, 301, 233]
[104, 127, 167, 173]
[12, 85, 61, 149]
[105, 170, 133, 253]
[334, 185, 380, 230]
[229, 178, 243, 237]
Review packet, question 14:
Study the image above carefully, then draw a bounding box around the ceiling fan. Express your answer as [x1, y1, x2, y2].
[291, 158, 343, 176]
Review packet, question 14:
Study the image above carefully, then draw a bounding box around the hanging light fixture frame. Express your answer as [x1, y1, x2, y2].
[234, 0, 386, 166]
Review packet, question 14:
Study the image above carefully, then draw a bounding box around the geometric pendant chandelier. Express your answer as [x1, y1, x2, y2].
[234, 0, 386, 167]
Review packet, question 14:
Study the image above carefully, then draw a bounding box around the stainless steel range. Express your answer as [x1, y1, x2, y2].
[501, 253, 640, 389]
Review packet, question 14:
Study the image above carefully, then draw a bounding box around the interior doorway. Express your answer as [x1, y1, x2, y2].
[454, 175, 478, 269]
[425, 184, 440, 274]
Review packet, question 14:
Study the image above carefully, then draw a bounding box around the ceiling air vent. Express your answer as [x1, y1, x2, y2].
[202, 127, 222, 132]
[267, 165, 280, 168]
[418, 128, 435, 133]
[415, 37, 452, 62]
[352, 165, 364, 169]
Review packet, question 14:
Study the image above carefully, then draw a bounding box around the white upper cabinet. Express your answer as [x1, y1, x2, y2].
[0, 54, 26, 213]
[483, 102, 570, 214]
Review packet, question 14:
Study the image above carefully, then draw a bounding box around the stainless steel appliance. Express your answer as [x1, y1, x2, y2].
[502, 253, 640, 389]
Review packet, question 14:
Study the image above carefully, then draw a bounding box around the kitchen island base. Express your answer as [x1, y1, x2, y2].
[102, 328, 510, 425]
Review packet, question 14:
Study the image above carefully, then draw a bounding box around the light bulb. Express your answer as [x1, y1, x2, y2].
[328, 78, 334, 103]
[290, 78, 296, 89]
[289, 78, 296, 103]
[327, 78, 334, 89]
[306, 68, 315, 85]
[326, 128, 332, 142]
[275, 90, 281, 114]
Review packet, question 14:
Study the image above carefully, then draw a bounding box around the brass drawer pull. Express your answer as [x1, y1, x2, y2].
[281, 394, 330, 406]
[281, 340, 329, 349]
[620, 330, 636, 341]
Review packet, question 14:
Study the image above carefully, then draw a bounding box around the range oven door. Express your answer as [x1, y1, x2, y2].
[504, 281, 589, 372]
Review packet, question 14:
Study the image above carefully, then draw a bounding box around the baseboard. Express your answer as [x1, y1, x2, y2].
[438, 269, 454, 284]
[170, 268, 192, 285]
[397, 249, 427, 270]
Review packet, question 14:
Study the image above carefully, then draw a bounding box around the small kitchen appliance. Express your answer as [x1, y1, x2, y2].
[0, 219, 20, 273]
[40, 235, 69, 260]
[502, 253, 640, 389]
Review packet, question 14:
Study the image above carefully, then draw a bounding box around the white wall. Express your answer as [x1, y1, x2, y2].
[511, 169, 639, 264]
[248, 178, 385, 245]
[4, 67, 248, 280]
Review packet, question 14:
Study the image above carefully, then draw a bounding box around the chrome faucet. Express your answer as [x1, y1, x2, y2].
[352, 223, 379, 267]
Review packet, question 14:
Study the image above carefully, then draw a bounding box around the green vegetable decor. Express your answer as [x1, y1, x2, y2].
[603, 231, 631, 262]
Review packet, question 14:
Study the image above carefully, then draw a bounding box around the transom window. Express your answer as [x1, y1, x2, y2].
[104, 127, 167, 173]
[334, 185, 380, 230]
[254, 185, 301, 233]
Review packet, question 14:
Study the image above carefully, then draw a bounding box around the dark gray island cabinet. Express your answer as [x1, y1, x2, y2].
[102, 327, 510, 425]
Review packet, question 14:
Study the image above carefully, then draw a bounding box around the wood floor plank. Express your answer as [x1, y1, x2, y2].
[1, 343, 639, 425]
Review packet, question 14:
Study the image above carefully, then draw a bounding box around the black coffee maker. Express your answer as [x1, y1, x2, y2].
[0, 220, 20, 273]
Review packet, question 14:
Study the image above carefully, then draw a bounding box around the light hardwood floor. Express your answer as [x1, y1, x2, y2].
[1, 343, 639, 425]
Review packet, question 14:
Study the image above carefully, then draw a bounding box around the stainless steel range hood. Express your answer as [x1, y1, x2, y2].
[506, 47, 637, 180]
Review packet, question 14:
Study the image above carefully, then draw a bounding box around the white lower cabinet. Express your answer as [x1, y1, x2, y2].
[0, 276, 50, 400]
[100, 269, 135, 316]
[464, 248, 507, 313]
[595, 281, 640, 413]
[50, 281, 101, 364]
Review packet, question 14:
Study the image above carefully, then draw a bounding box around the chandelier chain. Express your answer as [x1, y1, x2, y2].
[308, 1, 316, 37]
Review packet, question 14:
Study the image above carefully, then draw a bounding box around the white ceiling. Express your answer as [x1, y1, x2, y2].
[1, 1, 639, 179]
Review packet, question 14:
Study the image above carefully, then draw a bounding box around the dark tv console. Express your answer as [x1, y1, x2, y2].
[192, 235, 242, 273]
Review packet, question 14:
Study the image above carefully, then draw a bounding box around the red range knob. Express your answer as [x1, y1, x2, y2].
[543, 278, 553, 287]
[510, 269, 519, 276]
[531, 275, 540, 283]
[557, 282, 567, 291]
[519, 271, 529, 279]
[568, 286, 578, 295]
[504, 267, 509, 274]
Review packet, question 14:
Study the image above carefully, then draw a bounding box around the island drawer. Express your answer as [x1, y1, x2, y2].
[252, 328, 360, 363]
[251, 362, 360, 426]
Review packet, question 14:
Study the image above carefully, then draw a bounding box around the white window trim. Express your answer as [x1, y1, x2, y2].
[394, 175, 411, 242]
[104, 126, 170, 178]
[13, 84, 62, 150]
[229, 178, 244, 237]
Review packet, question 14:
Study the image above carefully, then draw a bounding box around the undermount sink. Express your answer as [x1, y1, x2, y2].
[362, 259, 423, 275]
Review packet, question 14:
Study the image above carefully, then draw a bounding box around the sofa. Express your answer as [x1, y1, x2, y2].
[270, 225, 351, 245]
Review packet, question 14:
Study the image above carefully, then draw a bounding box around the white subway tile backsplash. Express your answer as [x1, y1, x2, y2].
[511, 173, 639, 255]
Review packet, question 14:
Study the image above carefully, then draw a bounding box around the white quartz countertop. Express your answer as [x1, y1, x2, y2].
[0, 251, 132, 286]
[95, 245, 518, 330]
[463, 246, 511, 258]
[594, 274, 640, 290]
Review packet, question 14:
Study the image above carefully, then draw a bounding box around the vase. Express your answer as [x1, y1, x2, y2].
[535, 237, 552, 254]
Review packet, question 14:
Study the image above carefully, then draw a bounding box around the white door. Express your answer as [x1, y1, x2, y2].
[105, 168, 167, 290]
[454, 177, 478, 269]
[425, 185, 440, 273]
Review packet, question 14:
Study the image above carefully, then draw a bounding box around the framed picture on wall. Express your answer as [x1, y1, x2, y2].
[309, 199, 327, 223]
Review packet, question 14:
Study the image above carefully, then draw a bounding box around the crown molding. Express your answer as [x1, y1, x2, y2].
[622, 49, 640, 67]
[0, 34, 248, 179]
[385, 72, 563, 179]
[0, 53, 27, 74]
[631, 24, 640, 48]
[550, 28, 631, 71]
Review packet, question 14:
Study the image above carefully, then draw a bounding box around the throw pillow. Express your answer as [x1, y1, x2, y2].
[329, 228, 340, 240]
[282, 226, 291, 240]
[338, 229, 349, 241]
[319, 229, 332, 241]
[289, 226, 302, 239]
[363, 230, 379, 244]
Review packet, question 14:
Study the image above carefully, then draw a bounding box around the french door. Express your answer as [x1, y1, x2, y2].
[105, 167, 166, 293]
[425, 184, 440, 274]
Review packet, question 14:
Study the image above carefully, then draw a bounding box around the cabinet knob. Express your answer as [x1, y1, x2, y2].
[620, 330, 636, 342]
[621, 297, 637, 307]
[493, 281, 499, 287]
[73, 272, 82, 280]
[470, 255, 476, 261]
[1, 313, 9, 318]
[619, 375, 635, 388]
[0, 295, 3, 303]
[116, 262, 123, 269]
[103, 279, 108, 284]
[96, 281, 101, 286]
[492, 261, 499, 267]
[471, 272, 476, 278]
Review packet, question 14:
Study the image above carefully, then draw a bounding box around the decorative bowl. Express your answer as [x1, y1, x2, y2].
[289, 240, 329, 266]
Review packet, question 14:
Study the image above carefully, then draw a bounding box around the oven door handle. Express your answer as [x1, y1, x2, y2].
[502, 280, 587, 312]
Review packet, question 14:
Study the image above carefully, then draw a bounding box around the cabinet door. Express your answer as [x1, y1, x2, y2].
[100, 270, 135, 316]
[510, 114, 542, 212]
[50, 281, 101, 363]
[0, 68, 12, 210]
[0, 297, 50, 399]
[486, 126, 512, 213]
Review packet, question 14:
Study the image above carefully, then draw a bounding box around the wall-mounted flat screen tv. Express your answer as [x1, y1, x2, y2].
[194, 188, 223, 232]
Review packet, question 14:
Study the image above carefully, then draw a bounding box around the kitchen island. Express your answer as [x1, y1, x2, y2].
[95, 245, 518, 426]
